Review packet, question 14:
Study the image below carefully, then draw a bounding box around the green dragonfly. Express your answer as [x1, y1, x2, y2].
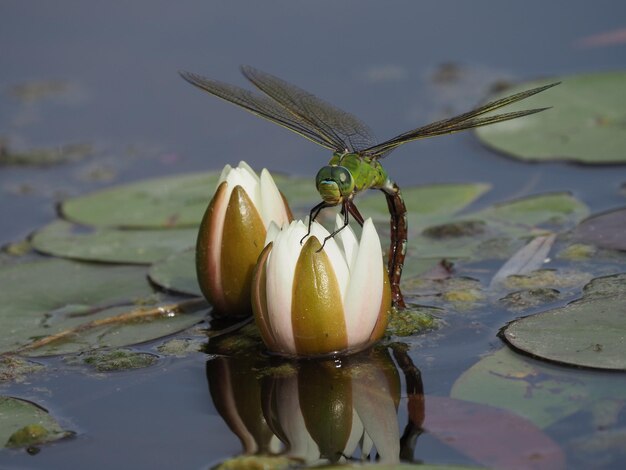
[181, 66, 558, 308]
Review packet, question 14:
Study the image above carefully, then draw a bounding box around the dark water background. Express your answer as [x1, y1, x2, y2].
[1, 1, 626, 468]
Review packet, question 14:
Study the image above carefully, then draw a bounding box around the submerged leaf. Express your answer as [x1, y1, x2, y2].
[500, 273, 626, 370]
[425, 396, 565, 470]
[0, 396, 73, 449]
[476, 71, 626, 164]
[573, 207, 626, 251]
[451, 347, 626, 429]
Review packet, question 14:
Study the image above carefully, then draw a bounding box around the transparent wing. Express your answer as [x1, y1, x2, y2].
[362, 82, 560, 158]
[241, 65, 377, 153]
[180, 71, 339, 151]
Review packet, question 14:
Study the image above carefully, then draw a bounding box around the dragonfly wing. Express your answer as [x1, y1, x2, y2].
[241, 66, 378, 153]
[180, 71, 338, 150]
[363, 81, 560, 158]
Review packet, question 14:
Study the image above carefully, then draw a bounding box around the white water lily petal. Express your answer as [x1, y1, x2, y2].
[259, 168, 289, 228]
[265, 221, 308, 352]
[226, 166, 261, 205]
[335, 214, 359, 272]
[217, 163, 233, 185]
[265, 221, 281, 246]
[237, 160, 257, 178]
[343, 219, 384, 345]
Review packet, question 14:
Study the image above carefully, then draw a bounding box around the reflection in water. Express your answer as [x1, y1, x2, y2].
[206, 342, 424, 466]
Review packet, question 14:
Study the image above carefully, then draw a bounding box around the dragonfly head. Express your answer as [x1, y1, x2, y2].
[315, 165, 355, 205]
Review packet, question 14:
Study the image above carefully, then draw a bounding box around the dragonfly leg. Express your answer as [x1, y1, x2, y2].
[317, 201, 350, 252]
[301, 201, 332, 245]
[345, 199, 365, 226]
[381, 182, 407, 309]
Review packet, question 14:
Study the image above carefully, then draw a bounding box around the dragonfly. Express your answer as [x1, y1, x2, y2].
[181, 66, 558, 309]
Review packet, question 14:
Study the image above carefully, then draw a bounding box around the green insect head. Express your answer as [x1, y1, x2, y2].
[315, 165, 355, 205]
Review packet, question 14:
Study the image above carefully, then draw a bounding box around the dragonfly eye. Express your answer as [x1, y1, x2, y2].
[315, 166, 355, 204]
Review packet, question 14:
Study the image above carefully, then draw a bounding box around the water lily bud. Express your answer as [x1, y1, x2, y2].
[252, 216, 391, 357]
[197, 161, 292, 317]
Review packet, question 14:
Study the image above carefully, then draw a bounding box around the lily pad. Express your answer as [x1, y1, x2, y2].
[451, 347, 626, 429]
[500, 273, 626, 370]
[148, 249, 201, 296]
[473, 192, 587, 230]
[406, 192, 587, 263]
[358, 183, 491, 228]
[0, 396, 73, 449]
[60, 171, 317, 229]
[573, 207, 626, 251]
[476, 71, 626, 164]
[31, 220, 197, 264]
[61, 172, 220, 228]
[0, 259, 206, 356]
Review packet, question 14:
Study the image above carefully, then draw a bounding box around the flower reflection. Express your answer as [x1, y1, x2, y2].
[206, 341, 424, 466]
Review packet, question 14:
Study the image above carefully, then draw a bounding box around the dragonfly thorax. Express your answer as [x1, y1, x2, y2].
[315, 165, 355, 205]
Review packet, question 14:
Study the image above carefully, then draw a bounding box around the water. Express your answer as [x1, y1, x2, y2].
[1, 1, 626, 468]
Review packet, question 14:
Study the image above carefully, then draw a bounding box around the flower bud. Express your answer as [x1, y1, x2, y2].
[197, 162, 291, 317]
[252, 216, 391, 357]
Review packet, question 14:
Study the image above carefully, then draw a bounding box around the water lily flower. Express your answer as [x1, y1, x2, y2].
[197, 161, 291, 317]
[252, 216, 391, 357]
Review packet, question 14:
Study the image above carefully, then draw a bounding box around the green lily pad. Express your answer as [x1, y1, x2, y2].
[148, 249, 200, 296]
[473, 191, 587, 230]
[1, 396, 73, 449]
[476, 71, 626, 164]
[60, 171, 317, 229]
[406, 192, 587, 262]
[451, 347, 626, 429]
[31, 220, 197, 264]
[500, 273, 626, 370]
[573, 207, 626, 251]
[0, 259, 205, 356]
[358, 183, 491, 228]
[61, 172, 220, 228]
